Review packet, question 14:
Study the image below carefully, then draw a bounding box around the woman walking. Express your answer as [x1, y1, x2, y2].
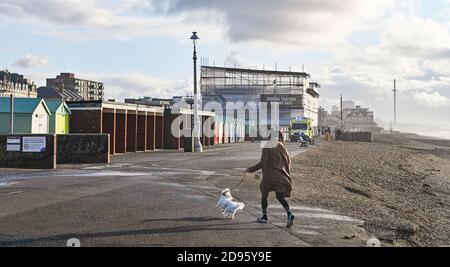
[246, 131, 295, 228]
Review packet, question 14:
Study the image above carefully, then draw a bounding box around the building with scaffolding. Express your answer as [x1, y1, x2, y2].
[200, 66, 320, 138]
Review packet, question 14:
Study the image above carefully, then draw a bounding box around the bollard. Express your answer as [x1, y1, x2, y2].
[184, 136, 194, 153]
[67, 238, 81, 247]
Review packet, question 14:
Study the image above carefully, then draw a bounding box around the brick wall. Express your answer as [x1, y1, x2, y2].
[102, 109, 116, 154]
[126, 111, 137, 152]
[116, 111, 127, 153]
[137, 113, 147, 152]
[163, 109, 181, 150]
[70, 110, 102, 133]
[147, 113, 156, 150]
[0, 134, 56, 169]
[57, 134, 110, 164]
[155, 114, 164, 149]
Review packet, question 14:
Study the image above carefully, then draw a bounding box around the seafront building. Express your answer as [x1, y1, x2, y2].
[0, 70, 37, 98]
[318, 101, 383, 134]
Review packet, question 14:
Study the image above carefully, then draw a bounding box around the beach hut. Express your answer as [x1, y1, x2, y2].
[0, 97, 50, 134]
[45, 100, 71, 134]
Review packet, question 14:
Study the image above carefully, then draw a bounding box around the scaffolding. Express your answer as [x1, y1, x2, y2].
[200, 66, 318, 97]
[200, 65, 321, 134]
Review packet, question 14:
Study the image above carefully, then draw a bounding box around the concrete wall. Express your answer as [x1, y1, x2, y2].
[0, 134, 56, 169]
[57, 134, 110, 164]
[0, 134, 110, 169]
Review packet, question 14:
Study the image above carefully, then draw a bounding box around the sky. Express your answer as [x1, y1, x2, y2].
[1, 0, 450, 138]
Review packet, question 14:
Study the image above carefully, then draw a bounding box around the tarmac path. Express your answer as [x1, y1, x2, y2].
[0, 142, 367, 247]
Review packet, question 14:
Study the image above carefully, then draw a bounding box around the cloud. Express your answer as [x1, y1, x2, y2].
[0, 0, 223, 41]
[0, 0, 396, 47]
[382, 14, 450, 59]
[13, 54, 49, 68]
[321, 12, 450, 101]
[225, 51, 245, 68]
[317, 7, 450, 134]
[79, 72, 191, 100]
[162, 0, 395, 47]
[0, 0, 141, 28]
[413, 91, 450, 107]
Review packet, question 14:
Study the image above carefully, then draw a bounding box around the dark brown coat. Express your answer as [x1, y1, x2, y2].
[248, 142, 292, 198]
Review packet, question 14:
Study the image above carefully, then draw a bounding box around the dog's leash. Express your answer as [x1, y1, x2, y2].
[229, 172, 261, 191]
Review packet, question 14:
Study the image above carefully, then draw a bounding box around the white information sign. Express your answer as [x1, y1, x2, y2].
[22, 137, 46, 153]
[6, 137, 21, 152]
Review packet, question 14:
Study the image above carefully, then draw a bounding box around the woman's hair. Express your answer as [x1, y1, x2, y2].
[269, 130, 284, 143]
[278, 131, 285, 143]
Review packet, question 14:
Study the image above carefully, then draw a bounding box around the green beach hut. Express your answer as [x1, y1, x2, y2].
[0, 97, 51, 134]
[45, 100, 71, 134]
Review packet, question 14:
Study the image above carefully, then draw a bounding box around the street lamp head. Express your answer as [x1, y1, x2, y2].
[190, 31, 199, 41]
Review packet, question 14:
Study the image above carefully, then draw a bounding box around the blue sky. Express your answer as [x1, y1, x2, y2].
[1, 0, 450, 138]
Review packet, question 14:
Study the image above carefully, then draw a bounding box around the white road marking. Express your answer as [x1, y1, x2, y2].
[188, 184, 221, 191]
[294, 230, 322, 236]
[57, 171, 144, 177]
[182, 194, 209, 200]
[271, 212, 363, 224]
[148, 181, 192, 189]
[300, 225, 326, 230]
[83, 163, 131, 170]
[0, 182, 21, 188]
[121, 166, 216, 176]
[248, 204, 333, 214]
[205, 144, 254, 153]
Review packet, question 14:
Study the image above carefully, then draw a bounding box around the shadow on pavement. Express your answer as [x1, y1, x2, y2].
[0, 221, 264, 247]
[141, 216, 224, 223]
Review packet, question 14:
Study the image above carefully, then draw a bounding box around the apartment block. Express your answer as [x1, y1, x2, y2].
[47, 73, 104, 101]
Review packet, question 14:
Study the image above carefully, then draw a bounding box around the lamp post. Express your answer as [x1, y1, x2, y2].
[191, 31, 203, 153]
[9, 94, 14, 134]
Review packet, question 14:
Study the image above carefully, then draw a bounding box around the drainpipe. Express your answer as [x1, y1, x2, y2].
[9, 94, 14, 134]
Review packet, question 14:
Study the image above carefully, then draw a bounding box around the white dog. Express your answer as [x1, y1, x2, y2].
[216, 189, 245, 219]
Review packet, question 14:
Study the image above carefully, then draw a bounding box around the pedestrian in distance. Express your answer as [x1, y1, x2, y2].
[246, 131, 295, 228]
[336, 129, 342, 141]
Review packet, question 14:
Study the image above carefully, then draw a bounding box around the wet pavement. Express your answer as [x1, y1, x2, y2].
[0, 142, 368, 247]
